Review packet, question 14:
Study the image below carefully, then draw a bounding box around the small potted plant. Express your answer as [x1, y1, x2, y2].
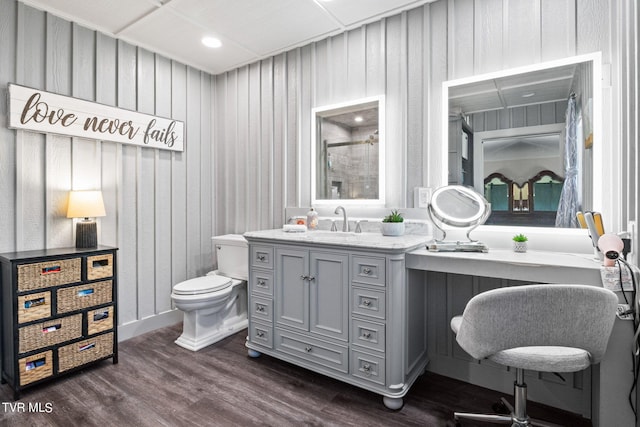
[381, 209, 405, 236]
[512, 233, 528, 253]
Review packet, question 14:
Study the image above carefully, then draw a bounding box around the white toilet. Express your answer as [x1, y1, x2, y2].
[171, 234, 248, 351]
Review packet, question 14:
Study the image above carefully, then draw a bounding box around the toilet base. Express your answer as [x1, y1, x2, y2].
[175, 314, 248, 351]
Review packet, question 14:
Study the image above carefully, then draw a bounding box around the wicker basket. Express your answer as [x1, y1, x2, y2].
[87, 306, 114, 335]
[58, 332, 114, 373]
[19, 350, 53, 386]
[86, 254, 113, 281]
[19, 314, 82, 354]
[17, 291, 51, 324]
[56, 281, 112, 314]
[17, 258, 81, 292]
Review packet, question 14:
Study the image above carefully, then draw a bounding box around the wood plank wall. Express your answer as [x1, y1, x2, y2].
[0, 0, 638, 338]
[0, 0, 214, 337]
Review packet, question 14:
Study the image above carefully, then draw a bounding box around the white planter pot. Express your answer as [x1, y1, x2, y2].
[381, 222, 405, 236]
[513, 241, 528, 253]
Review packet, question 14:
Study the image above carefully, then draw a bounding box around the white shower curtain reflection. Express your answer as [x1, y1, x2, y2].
[555, 95, 580, 228]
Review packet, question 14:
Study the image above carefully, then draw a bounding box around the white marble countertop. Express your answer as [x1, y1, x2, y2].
[243, 229, 431, 252]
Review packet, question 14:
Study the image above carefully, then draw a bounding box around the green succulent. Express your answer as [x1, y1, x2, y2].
[512, 233, 528, 242]
[382, 209, 404, 223]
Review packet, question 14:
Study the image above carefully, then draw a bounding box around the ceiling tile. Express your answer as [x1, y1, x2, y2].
[23, 0, 157, 34]
[320, 0, 428, 26]
[167, 0, 341, 56]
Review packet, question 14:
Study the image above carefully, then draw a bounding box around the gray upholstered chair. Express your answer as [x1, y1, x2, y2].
[450, 284, 618, 427]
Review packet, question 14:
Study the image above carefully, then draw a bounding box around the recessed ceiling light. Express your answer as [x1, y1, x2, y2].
[354, 116, 363, 122]
[522, 92, 536, 98]
[202, 37, 222, 48]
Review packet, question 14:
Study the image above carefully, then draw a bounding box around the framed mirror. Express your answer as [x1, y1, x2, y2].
[311, 96, 385, 206]
[443, 52, 602, 228]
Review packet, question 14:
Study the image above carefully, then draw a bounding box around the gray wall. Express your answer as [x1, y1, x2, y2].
[0, 0, 215, 337]
[1, 0, 638, 337]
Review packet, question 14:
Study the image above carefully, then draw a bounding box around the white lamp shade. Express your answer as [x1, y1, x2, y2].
[67, 190, 106, 219]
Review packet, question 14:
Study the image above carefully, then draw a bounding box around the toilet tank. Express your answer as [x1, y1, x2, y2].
[212, 234, 248, 281]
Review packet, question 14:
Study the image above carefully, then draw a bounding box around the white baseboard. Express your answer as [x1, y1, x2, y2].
[117, 309, 183, 342]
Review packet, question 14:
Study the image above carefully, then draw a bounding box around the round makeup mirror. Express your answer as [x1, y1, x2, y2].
[428, 185, 491, 250]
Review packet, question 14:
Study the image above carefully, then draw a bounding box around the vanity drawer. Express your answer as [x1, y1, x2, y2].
[249, 321, 273, 349]
[351, 286, 386, 320]
[251, 246, 274, 270]
[351, 318, 386, 353]
[352, 256, 386, 287]
[17, 291, 52, 324]
[250, 296, 273, 323]
[351, 349, 386, 386]
[275, 329, 348, 374]
[250, 269, 273, 296]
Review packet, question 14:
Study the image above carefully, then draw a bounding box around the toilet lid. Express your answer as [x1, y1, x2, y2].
[173, 275, 232, 295]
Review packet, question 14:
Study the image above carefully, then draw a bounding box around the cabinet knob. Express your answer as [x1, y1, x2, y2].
[308, 276, 315, 282]
[362, 332, 372, 339]
[256, 305, 265, 312]
[300, 275, 308, 281]
[257, 255, 266, 261]
[362, 363, 372, 375]
[257, 279, 266, 286]
[363, 268, 372, 275]
[256, 331, 265, 337]
[362, 299, 372, 307]
[305, 346, 312, 353]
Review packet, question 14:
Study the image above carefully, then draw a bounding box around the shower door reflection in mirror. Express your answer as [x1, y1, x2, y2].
[311, 96, 385, 205]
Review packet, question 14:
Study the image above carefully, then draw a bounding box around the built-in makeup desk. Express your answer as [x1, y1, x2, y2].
[406, 248, 637, 427]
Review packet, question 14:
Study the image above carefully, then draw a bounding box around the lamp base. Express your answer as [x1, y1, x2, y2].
[76, 220, 97, 248]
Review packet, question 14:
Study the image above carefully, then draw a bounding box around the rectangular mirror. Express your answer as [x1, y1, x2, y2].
[443, 52, 601, 228]
[311, 96, 385, 206]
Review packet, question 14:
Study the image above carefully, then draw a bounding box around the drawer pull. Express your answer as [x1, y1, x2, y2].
[362, 363, 372, 375]
[25, 356, 47, 371]
[257, 255, 266, 261]
[77, 288, 94, 297]
[93, 310, 109, 321]
[362, 332, 372, 339]
[92, 259, 109, 268]
[362, 299, 372, 307]
[24, 297, 46, 308]
[256, 305, 265, 312]
[41, 266, 61, 275]
[42, 323, 61, 333]
[362, 268, 372, 275]
[78, 342, 95, 352]
[257, 279, 266, 287]
[256, 331, 265, 338]
[308, 276, 315, 282]
[305, 346, 312, 353]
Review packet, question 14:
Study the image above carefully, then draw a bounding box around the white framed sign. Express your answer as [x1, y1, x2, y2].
[8, 83, 184, 152]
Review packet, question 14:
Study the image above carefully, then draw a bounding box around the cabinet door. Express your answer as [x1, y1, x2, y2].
[309, 251, 349, 341]
[275, 248, 309, 331]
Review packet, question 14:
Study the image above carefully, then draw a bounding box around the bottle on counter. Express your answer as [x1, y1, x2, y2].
[306, 208, 319, 230]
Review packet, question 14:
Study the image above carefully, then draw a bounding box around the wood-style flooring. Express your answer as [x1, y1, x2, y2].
[0, 324, 591, 426]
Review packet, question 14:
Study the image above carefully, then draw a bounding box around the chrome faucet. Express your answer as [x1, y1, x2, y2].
[334, 206, 349, 232]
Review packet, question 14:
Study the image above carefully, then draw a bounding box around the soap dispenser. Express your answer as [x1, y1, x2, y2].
[306, 208, 318, 230]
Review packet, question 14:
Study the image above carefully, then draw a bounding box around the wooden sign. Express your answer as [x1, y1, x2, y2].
[8, 83, 184, 152]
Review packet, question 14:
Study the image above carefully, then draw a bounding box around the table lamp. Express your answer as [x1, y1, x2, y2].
[67, 190, 106, 248]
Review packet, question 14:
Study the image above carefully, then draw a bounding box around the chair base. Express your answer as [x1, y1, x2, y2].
[454, 369, 564, 427]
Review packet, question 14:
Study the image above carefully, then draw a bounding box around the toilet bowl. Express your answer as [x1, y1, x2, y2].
[171, 235, 248, 351]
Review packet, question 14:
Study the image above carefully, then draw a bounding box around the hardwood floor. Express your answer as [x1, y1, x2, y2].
[0, 324, 591, 426]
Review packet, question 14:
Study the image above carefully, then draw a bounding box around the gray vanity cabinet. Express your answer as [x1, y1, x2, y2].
[244, 231, 430, 409]
[275, 248, 349, 342]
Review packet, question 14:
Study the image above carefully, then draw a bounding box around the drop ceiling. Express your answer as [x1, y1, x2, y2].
[22, 0, 435, 75]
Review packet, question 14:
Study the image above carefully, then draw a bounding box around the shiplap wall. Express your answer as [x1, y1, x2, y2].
[0, 0, 215, 338]
[213, 0, 636, 245]
[0, 0, 638, 340]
